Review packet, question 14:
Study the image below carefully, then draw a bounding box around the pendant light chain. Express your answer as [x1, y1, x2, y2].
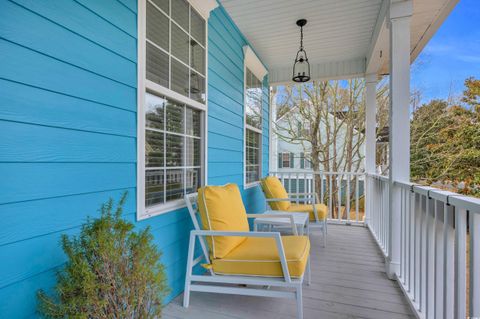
[300, 25, 304, 50]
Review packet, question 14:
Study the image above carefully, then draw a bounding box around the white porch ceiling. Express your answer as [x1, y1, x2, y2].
[219, 0, 459, 83]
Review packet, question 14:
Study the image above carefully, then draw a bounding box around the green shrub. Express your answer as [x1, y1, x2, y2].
[37, 193, 168, 318]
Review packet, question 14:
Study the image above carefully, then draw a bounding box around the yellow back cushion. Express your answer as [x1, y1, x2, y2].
[261, 176, 291, 211]
[197, 184, 249, 259]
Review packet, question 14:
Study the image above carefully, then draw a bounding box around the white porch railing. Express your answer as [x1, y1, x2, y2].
[365, 174, 480, 319]
[367, 174, 390, 257]
[268, 171, 365, 225]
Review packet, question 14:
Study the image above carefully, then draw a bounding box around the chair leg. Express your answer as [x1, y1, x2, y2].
[296, 286, 304, 319]
[183, 280, 191, 308]
[183, 233, 195, 308]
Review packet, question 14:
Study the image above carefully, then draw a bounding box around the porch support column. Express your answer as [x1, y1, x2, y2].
[387, 0, 412, 279]
[269, 87, 278, 173]
[365, 73, 377, 227]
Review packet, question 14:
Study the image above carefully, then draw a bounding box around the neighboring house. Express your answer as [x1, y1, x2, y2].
[271, 108, 365, 173]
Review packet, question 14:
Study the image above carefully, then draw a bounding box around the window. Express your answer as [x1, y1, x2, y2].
[138, 0, 211, 219]
[244, 67, 263, 185]
[278, 152, 294, 169]
[300, 152, 312, 169]
[243, 46, 267, 187]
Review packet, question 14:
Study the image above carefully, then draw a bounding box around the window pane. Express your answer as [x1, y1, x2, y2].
[172, 24, 189, 64]
[150, 0, 169, 14]
[145, 93, 165, 129]
[171, 58, 189, 97]
[186, 107, 201, 137]
[186, 168, 201, 194]
[146, 42, 169, 88]
[166, 134, 183, 167]
[191, 8, 205, 45]
[190, 40, 205, 74]
[190, 71, 205, 104]
[246, 129, 260, 184]
[166, 169, 184, 201]
[146, 2, 169, 51]
[171, 0, 189, 31]
[245, 69, 262, 129]
[186, 137, 201, 166]
[145, 130, 164, 167]
[166, 101, 184, 133]
[146, 169, 164, 206]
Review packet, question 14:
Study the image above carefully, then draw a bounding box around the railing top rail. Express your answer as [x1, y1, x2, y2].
[448, 194, 480, 213]
[269, 171, 365, 176]
[366, 173, 389, 182]
[393, 179, 480, 213]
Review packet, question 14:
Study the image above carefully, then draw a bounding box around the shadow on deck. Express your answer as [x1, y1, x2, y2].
[163, 225, 414, 319]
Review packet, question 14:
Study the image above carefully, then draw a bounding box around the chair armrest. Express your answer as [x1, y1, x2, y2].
[191, 229, 280, 238]
[246, 214, 298, 235]
[190, 229, 292, 282]
[266, 197, 314, 203]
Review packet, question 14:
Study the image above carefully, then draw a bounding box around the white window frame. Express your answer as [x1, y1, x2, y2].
[243, 46, 267, 188]
[137, 0, 216, 220]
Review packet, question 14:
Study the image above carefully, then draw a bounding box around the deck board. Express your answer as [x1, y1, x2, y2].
[164, 225, 414, 319]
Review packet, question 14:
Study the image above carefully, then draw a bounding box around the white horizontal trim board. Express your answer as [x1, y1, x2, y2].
[243, 45, 268, 80]
[188, 0, 218, 19]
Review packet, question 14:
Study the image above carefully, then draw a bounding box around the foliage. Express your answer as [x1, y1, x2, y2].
[410, 77, 480, 196]
[462, 76, 480, 114]
[37, 193, 168, 319]
[273, 79, 370, 173]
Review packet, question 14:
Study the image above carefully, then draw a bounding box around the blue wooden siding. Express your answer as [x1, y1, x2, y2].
[0, 1, 269, 318]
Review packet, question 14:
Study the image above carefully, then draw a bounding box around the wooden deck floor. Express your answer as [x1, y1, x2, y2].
[163, 225, 414, 319]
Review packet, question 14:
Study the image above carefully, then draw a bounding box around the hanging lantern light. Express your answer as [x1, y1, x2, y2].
[292, 19, 311, 83]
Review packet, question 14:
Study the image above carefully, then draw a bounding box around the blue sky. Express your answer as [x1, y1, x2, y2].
[411, 0, 480, 103]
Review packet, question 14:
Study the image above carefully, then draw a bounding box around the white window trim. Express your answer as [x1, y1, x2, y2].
[243, 46, 267, 189]
[137, 0, 212, 220]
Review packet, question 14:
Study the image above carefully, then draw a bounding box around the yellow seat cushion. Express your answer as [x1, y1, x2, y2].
[261, 176, 291, 211]
[288, 203, 328, 221]
[212, 236, 310, 278]
[197, 184, 249, 259]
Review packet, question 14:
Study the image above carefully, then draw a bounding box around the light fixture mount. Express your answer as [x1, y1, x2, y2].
[292, 19, 311, 83]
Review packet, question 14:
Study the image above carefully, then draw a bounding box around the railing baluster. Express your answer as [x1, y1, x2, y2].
[337, 175, 342, 222]
[346, 176, 351, 223]
[444, 203, 455, 319]
[414, 193, 421, 304]
[470, 211, 480, 317]
[296, 173, 299, 203]
[355, 175, 359, 223]
[421, 194, 427, 314]
[454, 208, 467, 319]
[400, 188, 404, 281]
[320, 172, 324, 204]
[329, 174, 333, 220]
[434, 199, 444, 319]
[426, 196, 435, 318]
[408, 188, 414, 294]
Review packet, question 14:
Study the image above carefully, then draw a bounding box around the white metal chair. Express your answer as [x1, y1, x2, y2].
[261, 176, 328, 247]
[183, 191, 311, 319]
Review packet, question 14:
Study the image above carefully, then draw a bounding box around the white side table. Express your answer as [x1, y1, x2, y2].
[253, 210, 309, 236]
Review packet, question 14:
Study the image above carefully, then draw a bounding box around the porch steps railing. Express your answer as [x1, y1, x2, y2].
[367, 174, 480, 319]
